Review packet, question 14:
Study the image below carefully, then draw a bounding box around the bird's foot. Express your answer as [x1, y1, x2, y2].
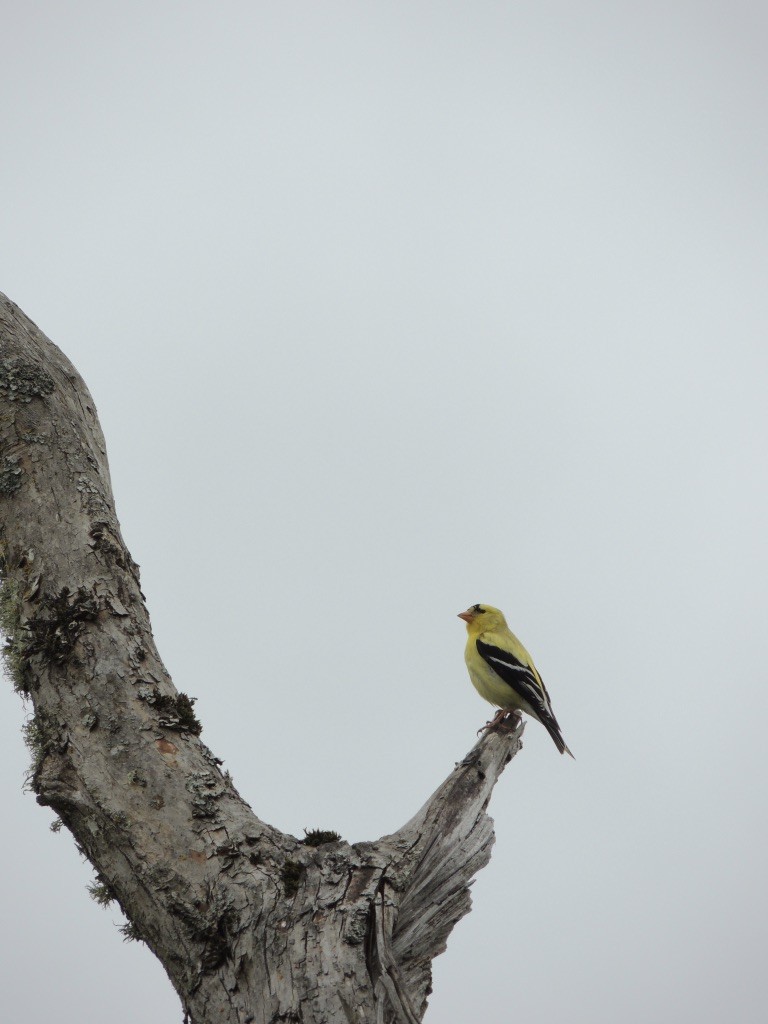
[477, 709, 522, 735]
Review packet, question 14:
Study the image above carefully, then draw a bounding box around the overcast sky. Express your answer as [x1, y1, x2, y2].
[1, 2, 767, 1022]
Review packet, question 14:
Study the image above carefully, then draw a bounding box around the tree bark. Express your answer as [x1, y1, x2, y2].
[0, 292, 524, 1024]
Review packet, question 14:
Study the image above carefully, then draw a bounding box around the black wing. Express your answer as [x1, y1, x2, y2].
[476, 640, 572, 756]
[475, 640, 551, 717]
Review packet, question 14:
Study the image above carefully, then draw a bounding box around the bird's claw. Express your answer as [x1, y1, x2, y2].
[477, 710, 522, 735]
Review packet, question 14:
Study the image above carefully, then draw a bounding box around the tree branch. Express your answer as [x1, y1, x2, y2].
[0, 292, 522, 1024]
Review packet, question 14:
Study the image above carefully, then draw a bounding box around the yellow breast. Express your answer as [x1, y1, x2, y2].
[465, 645, 528, 711]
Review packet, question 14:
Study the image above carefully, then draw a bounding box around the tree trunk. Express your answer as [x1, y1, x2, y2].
[0, 292, 523, 1024]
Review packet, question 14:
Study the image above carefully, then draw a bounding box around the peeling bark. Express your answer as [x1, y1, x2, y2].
[0, 293, 524, 1024]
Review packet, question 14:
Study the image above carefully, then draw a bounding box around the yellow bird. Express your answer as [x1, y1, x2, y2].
[459, 603, 573, 757]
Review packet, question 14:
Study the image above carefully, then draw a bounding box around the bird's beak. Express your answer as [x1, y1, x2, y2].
[457, 610, 474, 623]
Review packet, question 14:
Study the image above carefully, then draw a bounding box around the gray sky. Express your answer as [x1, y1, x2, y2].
[1, 2, 767, 1021]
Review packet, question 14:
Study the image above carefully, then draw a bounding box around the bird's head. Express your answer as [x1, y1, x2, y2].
[457, 603, 507, 634]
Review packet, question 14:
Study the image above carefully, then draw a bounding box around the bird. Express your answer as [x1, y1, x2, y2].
[458, 603, 573, 757]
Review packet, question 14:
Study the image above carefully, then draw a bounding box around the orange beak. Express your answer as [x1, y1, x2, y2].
[457, 610, 474, 623]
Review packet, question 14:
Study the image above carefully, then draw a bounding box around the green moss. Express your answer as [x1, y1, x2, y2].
[281, 860, 305, 898]
[22, 711, 57, 790]
[1, 583, 100, 687]
[0, 577, 30, 692]
[119, 921, 144, 944]
[23, 587, 99, 666]
[138, 686, 202, 735]
[171, 693, 202, 734]
[301, 828, 342, 847]
[87, 875, 117, 908]
[0, 358, 55, 404]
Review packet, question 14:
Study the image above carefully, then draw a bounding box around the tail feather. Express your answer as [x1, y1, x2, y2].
[541, 713, 575, 759]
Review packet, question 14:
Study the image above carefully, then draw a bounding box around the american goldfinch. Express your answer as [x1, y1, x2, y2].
[459, 603, 573, 757]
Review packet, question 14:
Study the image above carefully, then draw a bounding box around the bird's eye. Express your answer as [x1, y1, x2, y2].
[472, 604, 484, 614]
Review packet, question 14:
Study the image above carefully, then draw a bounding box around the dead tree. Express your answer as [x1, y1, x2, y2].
[0, 292, 523, 1024]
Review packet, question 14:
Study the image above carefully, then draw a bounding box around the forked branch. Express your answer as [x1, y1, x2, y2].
[0, 293, 522, 1024]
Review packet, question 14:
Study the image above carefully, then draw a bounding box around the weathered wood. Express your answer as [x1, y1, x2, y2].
[0, 292, 523, 1024]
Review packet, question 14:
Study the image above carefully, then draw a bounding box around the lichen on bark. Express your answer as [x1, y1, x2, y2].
[0, 292, 523, 1024]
